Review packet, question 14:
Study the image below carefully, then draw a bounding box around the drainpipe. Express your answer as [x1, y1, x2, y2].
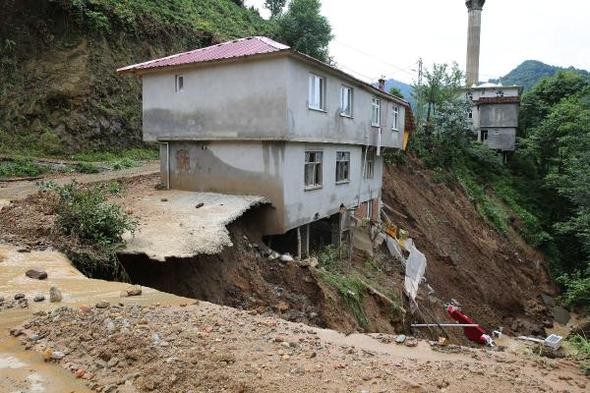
[164, 142, 170, 190]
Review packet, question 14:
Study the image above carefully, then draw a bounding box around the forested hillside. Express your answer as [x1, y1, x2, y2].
[0, 0, 271, 154]
[409, 63, 590, 310]
[492, 60, 590, 91]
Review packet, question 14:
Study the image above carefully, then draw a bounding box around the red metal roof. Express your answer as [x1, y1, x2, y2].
[476, 96, 520, 105]
[117, 36, 289, 74]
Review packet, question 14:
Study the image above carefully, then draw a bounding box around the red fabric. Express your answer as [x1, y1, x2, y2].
[447, 305, 487, 344]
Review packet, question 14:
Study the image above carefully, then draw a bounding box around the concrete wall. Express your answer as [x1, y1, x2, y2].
[142, 57, 290, 142]
[161, 141, 381, 234]
[142, 55, 405, 148]
[481, 128, 516, 151]
[479, 103, 519, 128]
[286, 58, 405, 149]
[282, 143, 382, 231]
[162, 141, 286, 234]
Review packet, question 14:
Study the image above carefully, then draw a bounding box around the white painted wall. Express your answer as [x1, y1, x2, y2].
[286, 58, 405, 149]
[282, 143, 382, 231]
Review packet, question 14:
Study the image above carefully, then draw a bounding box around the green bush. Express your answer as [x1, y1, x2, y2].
[558, 272, 590, 308]
[112, 157, 137, 170]
[38, 130, 65, 156]
[0, 158, 47, 178]
[55, 182, 136, 247]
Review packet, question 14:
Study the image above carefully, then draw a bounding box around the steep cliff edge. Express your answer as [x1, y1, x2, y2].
[0, 0, 269, 154]
[382, 158, 557, 334]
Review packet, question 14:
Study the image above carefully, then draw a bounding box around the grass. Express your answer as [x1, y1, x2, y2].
[568, 334, 590, 374]
[318, 269, 369, 329]
[72, 147, 158, 163]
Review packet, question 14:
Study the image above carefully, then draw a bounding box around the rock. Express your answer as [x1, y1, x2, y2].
[395, 335, 407, 344]
[276, 301, 290, 312]
[75, 368, 86, 378]
[0, 296, 4, 304]
[126, 286, 142, 297]
[404, 337, 418, 347]
[33, 294, 45, 302]
[195, 202, 204, 209]
[268, 251, 281, 260]
[309, 257, 319, 268]
[49, 287, 63, 303]
[25, 269, 48, 280]
[16, 246, 31, 253]
[14, 293, 25, 300]
[96, 301, 110, 309]
[51, 351, 65, 360]
[79, 305, 92, 314]
[160, 198, 168, 202]
[280, 253, 295, 263]
[552, 306, 571, 325]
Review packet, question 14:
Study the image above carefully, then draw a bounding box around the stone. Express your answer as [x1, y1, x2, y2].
[51, 351, 65, 360]
[280, 253, 295, 263]
[14, 293, 25, 300]
[33, 294, 45, 302]
[404, 337, 418, 347]
[25, 269, 48, 280]
[16, 246, 31, 253]
[195, 202, 204, 209]
[96, 301, 110, 309]
[75, 368, 86, 378]
[395, 335, 407, 344]
[126, 286, 142, 297]
[49, 287, 63, 303]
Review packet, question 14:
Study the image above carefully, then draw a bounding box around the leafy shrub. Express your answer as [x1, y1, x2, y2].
[558, 271, 590, 308]
[0, 158, 47, 178]
[55, 183, 136, 247]
[112, 157, 137, 170]
[38, 130, 65, 156]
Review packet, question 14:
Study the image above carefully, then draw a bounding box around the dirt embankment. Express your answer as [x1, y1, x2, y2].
[382, 158, 557, 336]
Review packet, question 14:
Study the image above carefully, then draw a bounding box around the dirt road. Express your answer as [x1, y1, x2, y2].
[0, 161, 159, 203]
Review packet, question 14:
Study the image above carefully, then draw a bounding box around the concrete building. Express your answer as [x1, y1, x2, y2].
[465, 83, 521, 152]
[464, 0, 520, 154]
[118, 37, 413, 252]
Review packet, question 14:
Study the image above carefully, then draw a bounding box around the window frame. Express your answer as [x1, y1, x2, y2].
[481, 129, 489, 141]
[364, 147, 375, 179]
[371, 97, 381, 127]
[175, 75, 184, 93]
[392, 105, 400, 131]
[304, 151, 323, 190]
[340, 85, 353, 118]
[308, 73, 326, 112]
[335, 151, 351, 184]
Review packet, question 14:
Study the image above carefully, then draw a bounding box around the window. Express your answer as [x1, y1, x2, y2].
[340, 86, 353, 117]
[364, 148, 375, 179]
[335, 152, 350, 183]
[481, 129, 489, 141]
[392, 105, 400, 131]
[371, 98, 381, 127]
[468, 109, 473, 119]
[175, 75, 184, 92]
[308, 74, 325, 110]
[304, 151, 323, 188]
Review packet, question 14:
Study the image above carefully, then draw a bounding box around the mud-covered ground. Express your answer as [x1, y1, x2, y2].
[10, 303, 588, 393]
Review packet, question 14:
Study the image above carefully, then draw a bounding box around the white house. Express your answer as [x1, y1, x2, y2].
[118, 37, 413, 251]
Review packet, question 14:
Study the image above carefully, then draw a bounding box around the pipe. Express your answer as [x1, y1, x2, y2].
[411, 324, 479, 328]
[165, 142, 170, 190]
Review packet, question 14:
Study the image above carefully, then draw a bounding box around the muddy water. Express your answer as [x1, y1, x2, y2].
[0, 244, 190, 393]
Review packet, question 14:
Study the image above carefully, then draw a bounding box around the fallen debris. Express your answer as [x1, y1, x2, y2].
[49, 286, 62, 303]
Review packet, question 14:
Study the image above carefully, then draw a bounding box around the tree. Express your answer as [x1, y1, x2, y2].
[276, 0, 332, 63]
[389, 87, 404, 99]
[265, 0, 287, 17]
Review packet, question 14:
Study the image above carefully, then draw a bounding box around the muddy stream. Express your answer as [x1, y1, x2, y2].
[0, 244, 189, 393]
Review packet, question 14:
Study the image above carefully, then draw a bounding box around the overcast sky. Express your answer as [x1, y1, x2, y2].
[245, 0, 590, 84]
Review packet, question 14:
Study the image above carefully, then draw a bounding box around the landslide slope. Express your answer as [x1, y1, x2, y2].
[0, 0, 270, 154]
[382, 158, 557, 335]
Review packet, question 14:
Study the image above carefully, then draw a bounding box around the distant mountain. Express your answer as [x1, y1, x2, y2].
[383, 79, 414, 107]
[491, 60, 590, 91]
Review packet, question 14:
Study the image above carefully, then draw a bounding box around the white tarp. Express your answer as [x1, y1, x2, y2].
[404, 239, 427, 302]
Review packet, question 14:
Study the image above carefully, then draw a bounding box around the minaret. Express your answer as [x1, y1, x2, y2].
[465, 0, 485, 86]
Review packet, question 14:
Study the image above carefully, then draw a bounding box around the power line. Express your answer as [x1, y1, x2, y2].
[332, 39, 416, 78]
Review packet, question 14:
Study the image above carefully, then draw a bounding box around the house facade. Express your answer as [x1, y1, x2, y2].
[465, 83, 521, 152]
[118, 37, 412, 240]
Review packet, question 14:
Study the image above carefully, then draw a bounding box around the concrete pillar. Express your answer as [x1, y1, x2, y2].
[465, 0, 485, 86]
